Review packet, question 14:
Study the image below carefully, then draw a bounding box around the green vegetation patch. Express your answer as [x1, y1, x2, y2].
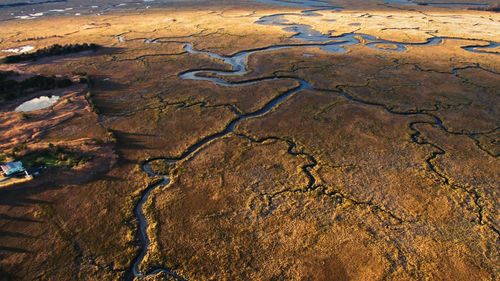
[21, 145, 92, 169]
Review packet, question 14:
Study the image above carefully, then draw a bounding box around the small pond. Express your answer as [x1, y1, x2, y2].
[1, 45, 34, 53]
[15, 95, 60, 112]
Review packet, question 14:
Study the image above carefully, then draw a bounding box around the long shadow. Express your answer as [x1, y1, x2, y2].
[97, 174, 123, 182]
[0, 231, 37, 239]
[0, 160, 118, 208]
[113, 130, 151, 151]
[0, 246, 32, 254]
[0, 214, 43, 223]
[89, 75, 129, 92]
[88, 76, 138, 115]
[0, 267, 18, 281]
[0, 193, 51, 207]
[122, 132, 159, 137]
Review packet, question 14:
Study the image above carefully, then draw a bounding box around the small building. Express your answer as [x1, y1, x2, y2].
[1, 161, 28, 177]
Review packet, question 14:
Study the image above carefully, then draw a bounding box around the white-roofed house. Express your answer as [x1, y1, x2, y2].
[1, 161, 28, 177]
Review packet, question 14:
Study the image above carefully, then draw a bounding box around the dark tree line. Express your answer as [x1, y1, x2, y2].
[0, 71, 72, 102]
[3, 43, 100, 64]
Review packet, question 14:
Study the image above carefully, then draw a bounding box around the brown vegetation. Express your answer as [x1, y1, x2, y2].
[0, 1, 498, 280]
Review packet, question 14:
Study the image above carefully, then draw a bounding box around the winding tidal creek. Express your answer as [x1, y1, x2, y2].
[126, 1, 499, 280]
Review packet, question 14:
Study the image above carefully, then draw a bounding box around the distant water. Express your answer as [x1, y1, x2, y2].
[15, 95, 60, 112]
[256, 0, 488, 8]
[254, 0, 333, 8]
[0, 0, 196, 21]
[384, 0, 488, 6]
[0, 0, 491, 21]
[1, 45, 34, 53]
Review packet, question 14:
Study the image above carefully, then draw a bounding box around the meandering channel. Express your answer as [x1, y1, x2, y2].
[127, 2, 500, 280]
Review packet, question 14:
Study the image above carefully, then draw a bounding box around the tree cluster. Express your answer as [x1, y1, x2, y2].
[0, 71, 72, 101]
[3, 43, 100, 63]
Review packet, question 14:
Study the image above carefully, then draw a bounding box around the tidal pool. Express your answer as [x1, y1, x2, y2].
[15, 95, 60, 112]
[2, 45, 34, 53]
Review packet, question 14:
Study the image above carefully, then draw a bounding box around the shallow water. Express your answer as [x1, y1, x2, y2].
[255, 0, 333, 8]
[15, 95, 59, 112]
[2, 45, 34, 53]
[255, 7, 498, 55]
[384, 0, 488, 6]
[0, 0, 492, 21]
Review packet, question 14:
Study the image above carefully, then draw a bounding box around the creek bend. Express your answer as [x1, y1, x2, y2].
[126, 2, 499, 280]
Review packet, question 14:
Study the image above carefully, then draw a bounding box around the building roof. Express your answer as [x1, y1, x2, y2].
[1, 161, 25, 176]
